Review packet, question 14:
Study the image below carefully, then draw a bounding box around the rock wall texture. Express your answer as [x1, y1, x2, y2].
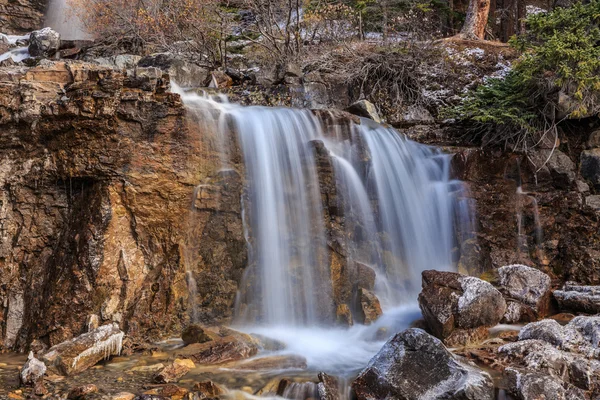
[453, 142, 600, 285]
[0, 0, 46, 34]
[0, 61, 245, 351]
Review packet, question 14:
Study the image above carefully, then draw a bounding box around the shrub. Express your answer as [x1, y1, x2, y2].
[445, 0, 600, 149]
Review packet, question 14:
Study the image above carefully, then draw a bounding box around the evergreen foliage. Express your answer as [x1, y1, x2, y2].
[445, 0, 600, 149]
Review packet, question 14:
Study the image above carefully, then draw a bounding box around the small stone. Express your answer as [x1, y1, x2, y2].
[67, 384, 98, 399]
[193, 380, 226, 397]
[20, 351, 46, 386]
[174, 358, 195, 369]
[154, 361, 191, 383]
[130, 363, 164, 373]
[111, 393, 135, 400]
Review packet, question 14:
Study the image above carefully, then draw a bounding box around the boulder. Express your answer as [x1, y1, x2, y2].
[175, 329, 258, 364]
[28, 28, 60, 58]
[181, 324, 213, 345]
[554, 283, 600, 314]
[397, 105, 435, 126]
[67, 384, 98, 399]
[518, 319, 565, 347]
[20, 352, 46, 386]
[137, 53, 209, 87]
[345, 100, 382, 123]
[355, 288, 382, 325]
[418, 270, 506, 345]
[209, 71, 233, 88]
[41, 323, 124, 376]
[352, 328, 494, 400]
[528, 149, 576, 189]
[502, 300, 536, 324]
[497, 264, 552, 315]
[318, 373, 340, 400]
[153, 360, 193, 384]
[504, 368, 587, 400]
[580, 149, 600, 188]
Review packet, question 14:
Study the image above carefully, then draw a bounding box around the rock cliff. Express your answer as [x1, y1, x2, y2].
[0, 61, 245, 350]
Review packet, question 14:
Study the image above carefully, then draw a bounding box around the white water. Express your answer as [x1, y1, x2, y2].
[177, 86, 474, 376]
[45, 0, 92, 40]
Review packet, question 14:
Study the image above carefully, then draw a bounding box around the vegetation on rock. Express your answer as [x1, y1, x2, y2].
[445, 0, 600, 149]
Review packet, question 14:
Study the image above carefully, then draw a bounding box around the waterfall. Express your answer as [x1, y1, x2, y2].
[177, 86, 474, 371]
[44, 0, 91, 40]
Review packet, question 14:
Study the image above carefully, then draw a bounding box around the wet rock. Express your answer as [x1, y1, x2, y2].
[33, 379, 48, 396]
[501, 300, 536, 324]
[554, 283, 600, 314]
[42, 323, 124, 375]
[192, 380, 226, 397]
[176, 330, 258, 364]
[235, 354, 307, 370]
[504, 367, 587, 400]
[153, 360, 193, 384]
[249, 334, 286, 351]
[20, 352, 46, 386]
[497, 264, 552, 315]
[352, 328, 494, 400]
[85, 315, 100, 332]
[130, 363, 164, 373]
[580, 148, 600, 188]
[528, 149, 576, 189]
[345, 100, 382, 123]
[67, 384, 98, 399]
[209, 71, 233, 88]
[150, 384, 189, 399]
[354, 262, 376, 291]
[28, 28, 60, 58]
[418, 270, 506, 345]
[518, 319, 565, 347]
[355, 288, 382, 325]
[181, 324, 213, 345]
[111, 393, 136, 400]
[335, 304, 353, 326]
[138, 53, 209, 87]
[317, 372, 340, 400]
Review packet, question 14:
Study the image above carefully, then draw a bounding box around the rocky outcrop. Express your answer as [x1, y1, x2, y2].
[0, 60, 246, 351]
[418, 270, 506, 346]
[554, 283, 600, 314]
[352, 328, 494, 400]
[0, 0, 46, 34]
[138, 53, 209, 88]
[499, 316, 600, 397]
[41, 323, 124, 375]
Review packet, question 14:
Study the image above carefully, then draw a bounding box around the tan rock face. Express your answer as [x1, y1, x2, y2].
[0, 61, 245, 350]
[0, 0, 46, 34]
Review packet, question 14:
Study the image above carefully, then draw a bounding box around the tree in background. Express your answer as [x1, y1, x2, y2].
[459, 0, 491, 38]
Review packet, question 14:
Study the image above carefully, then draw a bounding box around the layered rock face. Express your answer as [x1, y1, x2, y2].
[0, 0, 46, 34]
[0, 61, 245, 350]
[453, 146, 600, 284]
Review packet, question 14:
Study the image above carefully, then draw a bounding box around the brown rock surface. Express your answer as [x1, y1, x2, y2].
[0, 61, 246, 351]
[0, 0, 46, 34]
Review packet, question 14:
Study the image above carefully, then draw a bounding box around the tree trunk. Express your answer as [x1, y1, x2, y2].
[459, 0, 491, 39]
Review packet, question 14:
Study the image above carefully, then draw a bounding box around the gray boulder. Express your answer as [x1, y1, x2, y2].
[352, 328, 494, 400]
[504, 368, 587, 400]
[554, 282, 600, 314]
[418, 270, 506, 345]
[20, 351, 46, 386]
[28, 27, 60, 58]
[498, 264, 552, 315]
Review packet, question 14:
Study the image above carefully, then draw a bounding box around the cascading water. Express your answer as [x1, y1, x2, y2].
[45, 0, 91, 40]
[177, 86, 474, 376]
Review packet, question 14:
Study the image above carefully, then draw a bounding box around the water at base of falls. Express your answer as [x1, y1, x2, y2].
[177, 86, 474, 378]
